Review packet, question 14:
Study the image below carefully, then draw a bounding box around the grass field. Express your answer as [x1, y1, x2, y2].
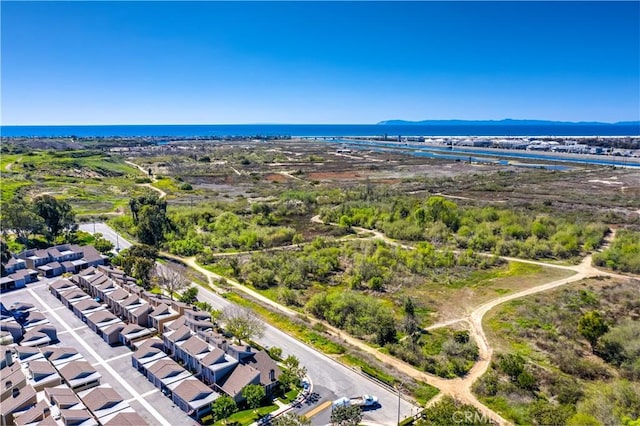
[1, 150, 148, 214]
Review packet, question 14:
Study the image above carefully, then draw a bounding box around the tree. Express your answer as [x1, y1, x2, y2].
[193, 302, 223, 324]
[33, 195, 77, 242]
[268, 346, 283, 361]
[212, 395, 237, 425]
[1, 197, 45, 244]
[242, 384, 265, 410]
[330, 405, 362, 426]
[425, 196, 460, 231]
[129, 193, 168, 246]
[402, 297, 420, 342]
[279, 355, 307, 391]
[1, 240, 11, 276]
[137, 204, 168, 246]
[93, 233, 115, 255]
[417, 395, 492, 426]
[498, 353, 525, 381]
[154, 265, 188, 301]
[578, 311, 609, 352]
[272, 413, 312, 426]
[221, 306, 265, 345]
[118, 244, 158, 289]
[179, 286, 198, 304]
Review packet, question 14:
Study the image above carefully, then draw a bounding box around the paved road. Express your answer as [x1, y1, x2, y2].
[84, 223, 419, 425]
[79, 223, 133, 252]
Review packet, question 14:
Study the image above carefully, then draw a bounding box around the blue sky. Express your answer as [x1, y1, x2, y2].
[2, 1, 639, 125]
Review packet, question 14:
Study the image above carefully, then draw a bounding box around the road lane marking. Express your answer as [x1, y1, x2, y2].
[28, 288, 171, 426]
[303, 400, 332, 419]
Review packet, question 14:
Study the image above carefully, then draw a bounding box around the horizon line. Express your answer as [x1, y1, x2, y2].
[2, 120, 639, 127]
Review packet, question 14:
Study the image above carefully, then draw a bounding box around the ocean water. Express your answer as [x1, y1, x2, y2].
[1, 124, 638, 138]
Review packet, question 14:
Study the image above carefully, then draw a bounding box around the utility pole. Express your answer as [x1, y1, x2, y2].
[397, 382, 402, 426]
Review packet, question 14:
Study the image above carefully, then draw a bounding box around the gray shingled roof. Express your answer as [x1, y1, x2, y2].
[80, 386, 123, 411]
[180, 335, 209, 357]
[102, 411, 149, 426]
[219, 364, 260, 397]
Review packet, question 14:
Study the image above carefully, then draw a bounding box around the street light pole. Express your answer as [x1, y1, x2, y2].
[397, 382, 402, 426]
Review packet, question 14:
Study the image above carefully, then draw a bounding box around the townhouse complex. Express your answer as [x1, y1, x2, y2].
[49, 264, 282, 420]
[1, 245, 285, 424]
[1, 245, 107, 293]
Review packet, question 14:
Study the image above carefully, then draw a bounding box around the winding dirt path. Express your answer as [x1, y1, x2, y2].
[306, 218, 637, 424]
[121, 166, 633, 424]
[125, 160, 167, 199]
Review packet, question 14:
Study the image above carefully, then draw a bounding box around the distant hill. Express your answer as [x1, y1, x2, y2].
[377, 119, 640, 126]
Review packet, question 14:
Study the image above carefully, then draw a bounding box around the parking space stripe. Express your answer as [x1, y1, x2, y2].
[28, 288, 171, 426]
[57, 326, 87, 335]
[94, 352, 132, 366]
[126, 388, 159, 403]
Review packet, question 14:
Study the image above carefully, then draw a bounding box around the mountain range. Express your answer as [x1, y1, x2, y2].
[377, 119, 640, 126]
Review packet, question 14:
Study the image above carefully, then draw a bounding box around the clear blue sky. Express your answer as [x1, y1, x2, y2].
[2, 1, 639, 125]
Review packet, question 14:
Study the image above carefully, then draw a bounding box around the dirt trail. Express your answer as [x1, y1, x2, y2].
[307, 217, 639, 425]
[161, 252, 299, 317]
[125, 160, 167, 199]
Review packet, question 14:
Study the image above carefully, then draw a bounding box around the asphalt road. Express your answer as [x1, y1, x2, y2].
[79, 223, 133, 252]
[85, 223, 419, 425]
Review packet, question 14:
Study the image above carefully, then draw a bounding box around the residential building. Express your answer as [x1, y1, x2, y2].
[144, 358, 192, 394]
[148, 303, 180, 334]
[58, 361, 101, 392]
[169, 378, 219, 419]
[78, 385, 130, 422]
[45, 347, 82, 369]
[217, 364, 260, 403]
[101, 411, 149, 426]
[27, 360, 62, 391]
[0, 384, 37, 425]
[13, 399, 51, 426]
[118, 323, 153, 348]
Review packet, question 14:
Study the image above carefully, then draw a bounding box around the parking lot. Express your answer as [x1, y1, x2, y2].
[3, 277, 197, 426]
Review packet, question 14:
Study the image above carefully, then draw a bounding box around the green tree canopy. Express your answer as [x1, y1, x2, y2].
[117, 244, 158, 289]
[279, 355, 307, 391]
[242, 384, 265, 410]
[417, 395, 493, 426]
[129, 193, 169, 246]
[272, 413, 311, 426]
[1, 197, 45, 244]
[330, 405, 362, 426]
[578, 311, 609, 352]
[32, 195, 77, 242]
[221, 306, 265, 345]
[92, 233, 115, 255]
[179, 286, 198, 304]
[212, 395, 237, 424]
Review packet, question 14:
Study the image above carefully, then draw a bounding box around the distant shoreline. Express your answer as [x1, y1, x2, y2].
[2, 123, 639, 138]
